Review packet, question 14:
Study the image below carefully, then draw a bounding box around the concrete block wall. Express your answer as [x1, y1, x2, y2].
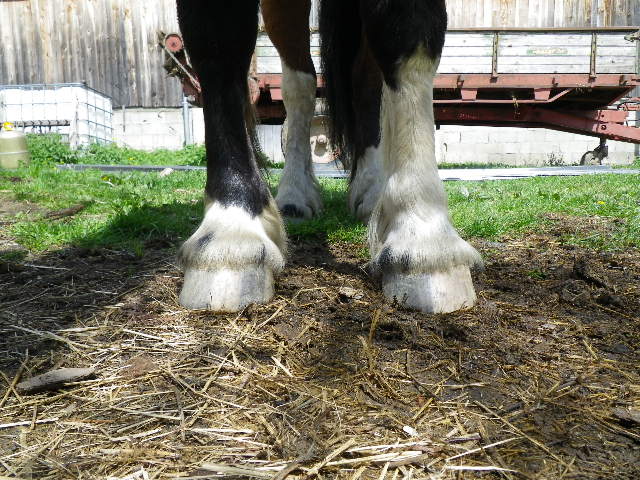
[112, 107, 204, 151]
[112, 107, 638, 166]
[436, 124, 637, 166]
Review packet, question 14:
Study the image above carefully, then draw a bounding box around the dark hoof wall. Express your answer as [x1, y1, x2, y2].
[281, 204, 306, 220]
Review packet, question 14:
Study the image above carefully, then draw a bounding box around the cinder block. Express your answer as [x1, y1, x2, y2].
[608, 140, 635, 153]
[502, 142, 533, 154]
[437, 130, 462, 144]
[459, 130, 490, 143]
[607, 151, 635, 164]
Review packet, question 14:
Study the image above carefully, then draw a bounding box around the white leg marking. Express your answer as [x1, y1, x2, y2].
[369, 49, 482, 313]
[178, 196, 287, 312]
[276, 62, 322, 219]
[348, 145, 384, 223]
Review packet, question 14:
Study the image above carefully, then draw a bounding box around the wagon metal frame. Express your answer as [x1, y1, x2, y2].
[162, 27, 640, 154]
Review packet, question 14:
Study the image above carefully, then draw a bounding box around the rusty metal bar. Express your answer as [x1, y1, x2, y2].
[433, 73, 639, 90]
[491, 32, 499, 78]
[434, 88, 572, 105]
[447, 27, 640, 33]
[434, 105, 640, 143]
[590, 32, 598, 79]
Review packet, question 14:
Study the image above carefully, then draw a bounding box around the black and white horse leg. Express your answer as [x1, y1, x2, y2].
[264, 0, 322, 219]
[348, 38, 384, 223]
[363, 0, 482, 313]
[177, 0, 286, 311]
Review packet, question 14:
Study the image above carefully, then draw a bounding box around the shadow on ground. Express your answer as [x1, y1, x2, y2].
[1, 194, 639, 479]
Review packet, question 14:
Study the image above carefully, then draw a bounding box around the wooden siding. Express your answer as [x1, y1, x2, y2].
[263, 0, 639, 30]
[0, 0, 638, 107]
[0, 0, 182, 107]
[256, 31, 638, 75]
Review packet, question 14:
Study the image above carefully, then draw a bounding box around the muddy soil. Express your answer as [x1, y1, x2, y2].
[0, 203, 639, 479]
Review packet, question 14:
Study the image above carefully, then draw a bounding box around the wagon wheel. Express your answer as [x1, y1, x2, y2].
[280, 114, 336, 164]
[580, 151, 599, 166]
[580, 138, 608, 166]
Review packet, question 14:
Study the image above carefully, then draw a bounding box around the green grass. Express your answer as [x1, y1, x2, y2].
[26, 134, 282, 168]
[1, 140, 638, 254]
[26, 134, 207, 167]
[447, 175, 640, 249]
[3, 166, 205, 253]
[26, 134, 555, 170]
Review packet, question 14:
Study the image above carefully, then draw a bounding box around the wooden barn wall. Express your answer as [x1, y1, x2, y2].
[0, 0, 638, 108]
[444, 0, 639, 28]
[0, 0, 182, 108]
[276, 0, 639, 30]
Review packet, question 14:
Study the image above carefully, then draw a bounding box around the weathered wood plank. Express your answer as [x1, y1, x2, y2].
[256, 30, 637, 76]
[442, 46, 493, 57]
[444, 33, 495, 47]
[500, 46, 635, 57]
[597, 34, 639, 47]
[500, 34, 592, 47]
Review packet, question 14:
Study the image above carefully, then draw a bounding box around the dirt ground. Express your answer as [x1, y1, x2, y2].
[0, 200, 639, 479]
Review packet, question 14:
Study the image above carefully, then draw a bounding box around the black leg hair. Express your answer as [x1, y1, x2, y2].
[175, 1, 287, 312]
[177, 0, 269, 217]
[359, 0, 447, 89]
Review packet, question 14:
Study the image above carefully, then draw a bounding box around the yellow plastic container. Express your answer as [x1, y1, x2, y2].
[0, 124, 30, 169]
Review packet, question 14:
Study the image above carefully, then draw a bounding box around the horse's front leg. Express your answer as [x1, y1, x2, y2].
[177, 0, 287, 311]
[364, 1, 482, 313]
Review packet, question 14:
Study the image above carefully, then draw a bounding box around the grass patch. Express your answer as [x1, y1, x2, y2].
[1, 157, 638, 254]
[271, 176, 366, 244]
[448, 175, 640, 248]
[0, 250, 28, 262]
[2, 166, 205, 252]
[26, 134, 281, 168]
[26, 134, 206, 167]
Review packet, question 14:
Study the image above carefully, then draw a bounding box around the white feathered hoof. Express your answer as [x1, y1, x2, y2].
[382, 265, 477, 313]
[180, 266, 275, 312]
[177, 201, 287, 312]
[275, 183, 322, 221]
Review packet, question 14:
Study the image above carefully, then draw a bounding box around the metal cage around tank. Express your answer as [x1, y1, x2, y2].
[0, 83, 113, 147]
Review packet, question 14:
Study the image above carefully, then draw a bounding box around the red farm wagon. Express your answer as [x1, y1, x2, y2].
[162, 26, 640, 165]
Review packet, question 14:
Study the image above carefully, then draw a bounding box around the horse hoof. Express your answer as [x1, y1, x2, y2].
[280, 203, 311, 221]
[382, 265, 476, 313]
[180, 266, 275, 312]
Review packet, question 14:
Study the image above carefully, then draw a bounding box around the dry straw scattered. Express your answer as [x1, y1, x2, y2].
[1, 236, 639, 479]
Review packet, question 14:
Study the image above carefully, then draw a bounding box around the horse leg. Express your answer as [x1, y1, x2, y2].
[348, 36, 384, 223]
[263, 0, 322, 220]
[176, 0, 286, 311]
[362, 0, 482, 313]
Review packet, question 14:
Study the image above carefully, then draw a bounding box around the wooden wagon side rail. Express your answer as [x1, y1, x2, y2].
[162, 27, 640, 145]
